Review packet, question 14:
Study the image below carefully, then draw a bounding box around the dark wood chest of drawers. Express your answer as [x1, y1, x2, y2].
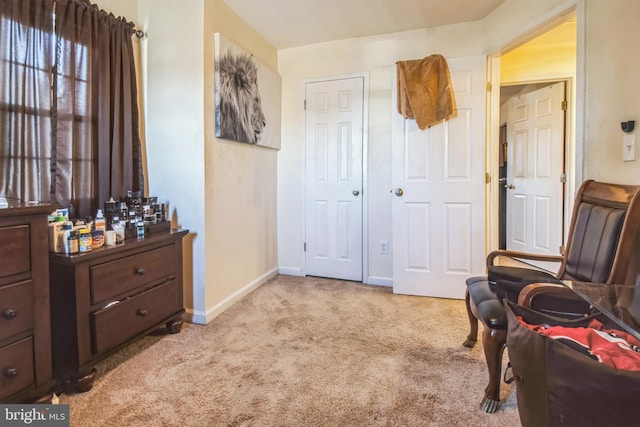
[49, 229, 188, 392]
[0, 204, 53, 403]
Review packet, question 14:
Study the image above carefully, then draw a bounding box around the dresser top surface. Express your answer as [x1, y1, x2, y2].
[0, 203, 53, 217]
[50, 228, 189, 264]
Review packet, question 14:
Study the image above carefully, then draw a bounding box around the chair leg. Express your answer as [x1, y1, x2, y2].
[463, 289, 478, 348]
[480, 326, 507, 413]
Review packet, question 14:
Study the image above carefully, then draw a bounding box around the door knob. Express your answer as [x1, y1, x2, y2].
[352, 190, 360, 196]
[504, 184, 516, 190]
[393, 188, 404, 197]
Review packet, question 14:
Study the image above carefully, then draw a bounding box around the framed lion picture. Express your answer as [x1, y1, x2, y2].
[214, 33, 282, 149]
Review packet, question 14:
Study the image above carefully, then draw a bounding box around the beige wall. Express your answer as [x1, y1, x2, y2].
[99, 0, 136, 19]
[103, 0, 279, 324]
[500, 19, 576, 84]
[481, 0, 572, 52]
[97, 0, 640, 321]
[487, 0, 640, 185]
[203, 0, 279, 319]
[583, 0, 640, 183]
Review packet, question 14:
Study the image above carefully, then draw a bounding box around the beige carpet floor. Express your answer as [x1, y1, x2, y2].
[60, 275, 520, 426]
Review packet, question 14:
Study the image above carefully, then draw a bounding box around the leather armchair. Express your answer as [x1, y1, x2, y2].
[463, 180, 640, 413]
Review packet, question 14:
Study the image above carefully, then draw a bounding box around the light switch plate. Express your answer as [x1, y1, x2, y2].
[623, 133, 636, 161]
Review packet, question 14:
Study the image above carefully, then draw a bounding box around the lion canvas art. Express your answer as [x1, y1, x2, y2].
[214, 34, 281, 149]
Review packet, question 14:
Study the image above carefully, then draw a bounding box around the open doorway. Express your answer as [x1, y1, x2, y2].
[488, 12, 577, 262]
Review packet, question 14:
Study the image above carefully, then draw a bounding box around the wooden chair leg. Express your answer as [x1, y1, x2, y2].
[463, 288, 478, 348]
[480, 326, 507, 413]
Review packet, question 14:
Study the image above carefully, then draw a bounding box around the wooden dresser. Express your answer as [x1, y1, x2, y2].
[0, 204, 53, 403]
[49, 228, 188, 392]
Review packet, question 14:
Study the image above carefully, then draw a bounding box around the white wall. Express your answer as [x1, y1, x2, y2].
[277, 0, 579, 284]
[138, 0, 207, 318]
[277, 23, 485, 283]
[97, 1, 206, 314]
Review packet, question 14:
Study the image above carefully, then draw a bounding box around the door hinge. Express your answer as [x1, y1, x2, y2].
[486, 82, 492, 92]
[485, 173, 490, 184]
[304, 99, 307, 110]
[560, 173, 567, 183]
[304, 242, 306, 252]
[559, 245, 566, 255]
[561, 100, 568, 111]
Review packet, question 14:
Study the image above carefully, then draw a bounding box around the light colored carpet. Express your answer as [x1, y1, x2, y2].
[60, 275, 520, 426]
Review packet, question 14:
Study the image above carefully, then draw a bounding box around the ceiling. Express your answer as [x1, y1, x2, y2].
[223, 0, 508, 49]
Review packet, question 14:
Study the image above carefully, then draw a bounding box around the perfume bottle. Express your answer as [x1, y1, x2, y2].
[136, 219, 145, 240]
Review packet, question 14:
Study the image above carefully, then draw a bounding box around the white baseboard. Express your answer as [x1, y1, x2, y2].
[366, 276, 393, 287]
[184, 308, 207, 325]
[278, 266, 304, 276]
[277, 269, 392, 287]
[184, 267, 279, 325]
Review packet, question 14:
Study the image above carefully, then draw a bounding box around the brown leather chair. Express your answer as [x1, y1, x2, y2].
[463, 180, 640, 413]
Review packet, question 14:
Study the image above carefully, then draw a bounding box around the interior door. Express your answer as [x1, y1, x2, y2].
[391, 55, 486, 299]
[505, 82, 565, 265]
[305, 77, 364, 281]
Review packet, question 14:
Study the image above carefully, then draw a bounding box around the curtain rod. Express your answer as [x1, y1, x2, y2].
[68, 0, 144, 38]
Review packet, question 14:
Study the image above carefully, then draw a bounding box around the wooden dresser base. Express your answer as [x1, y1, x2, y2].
[49, 229, 188, 394]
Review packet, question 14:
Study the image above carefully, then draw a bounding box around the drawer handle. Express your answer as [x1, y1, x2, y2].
[5, 368, 18, 378]
[137, 308, 148, 317]
[3, 309, 17, 319]
[135, 267, 145, 275]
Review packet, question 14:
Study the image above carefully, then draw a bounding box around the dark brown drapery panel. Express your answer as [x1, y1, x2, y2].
[0, 0, 143, 217]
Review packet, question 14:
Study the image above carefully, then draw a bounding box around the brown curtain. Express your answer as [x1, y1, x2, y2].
[0, 0, 143, 217]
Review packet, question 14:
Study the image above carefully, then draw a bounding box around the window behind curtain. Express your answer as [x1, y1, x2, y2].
[0, 0, 54, 205]
[0, 0, 143, 217]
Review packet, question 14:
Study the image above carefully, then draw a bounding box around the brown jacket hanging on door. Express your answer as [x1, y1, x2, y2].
[397, 54, 456, 129]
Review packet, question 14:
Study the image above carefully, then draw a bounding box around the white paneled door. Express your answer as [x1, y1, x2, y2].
[392, 56, 486, 299]
[506, 82, 565, 263]
[305, 77, 364, 281]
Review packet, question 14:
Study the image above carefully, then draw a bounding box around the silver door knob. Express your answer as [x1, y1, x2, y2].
[504, 184, 516, 190]
[393, 188, 404, 197]
[352, 190, 360, 196]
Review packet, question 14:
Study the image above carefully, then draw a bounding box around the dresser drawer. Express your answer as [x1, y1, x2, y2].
[0, 281, 34, 342]
[90, 245, 176, 305]
[90, 279, 180, 354]
[0, 225, 30, 280]
[0, 337, 35, 400]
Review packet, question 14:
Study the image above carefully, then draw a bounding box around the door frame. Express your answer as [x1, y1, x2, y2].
[301, 72, 370, 281]
[486, 1, 583, 253]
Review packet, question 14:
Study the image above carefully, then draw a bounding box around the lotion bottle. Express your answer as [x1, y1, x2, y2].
[95, 209, 106, 232]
